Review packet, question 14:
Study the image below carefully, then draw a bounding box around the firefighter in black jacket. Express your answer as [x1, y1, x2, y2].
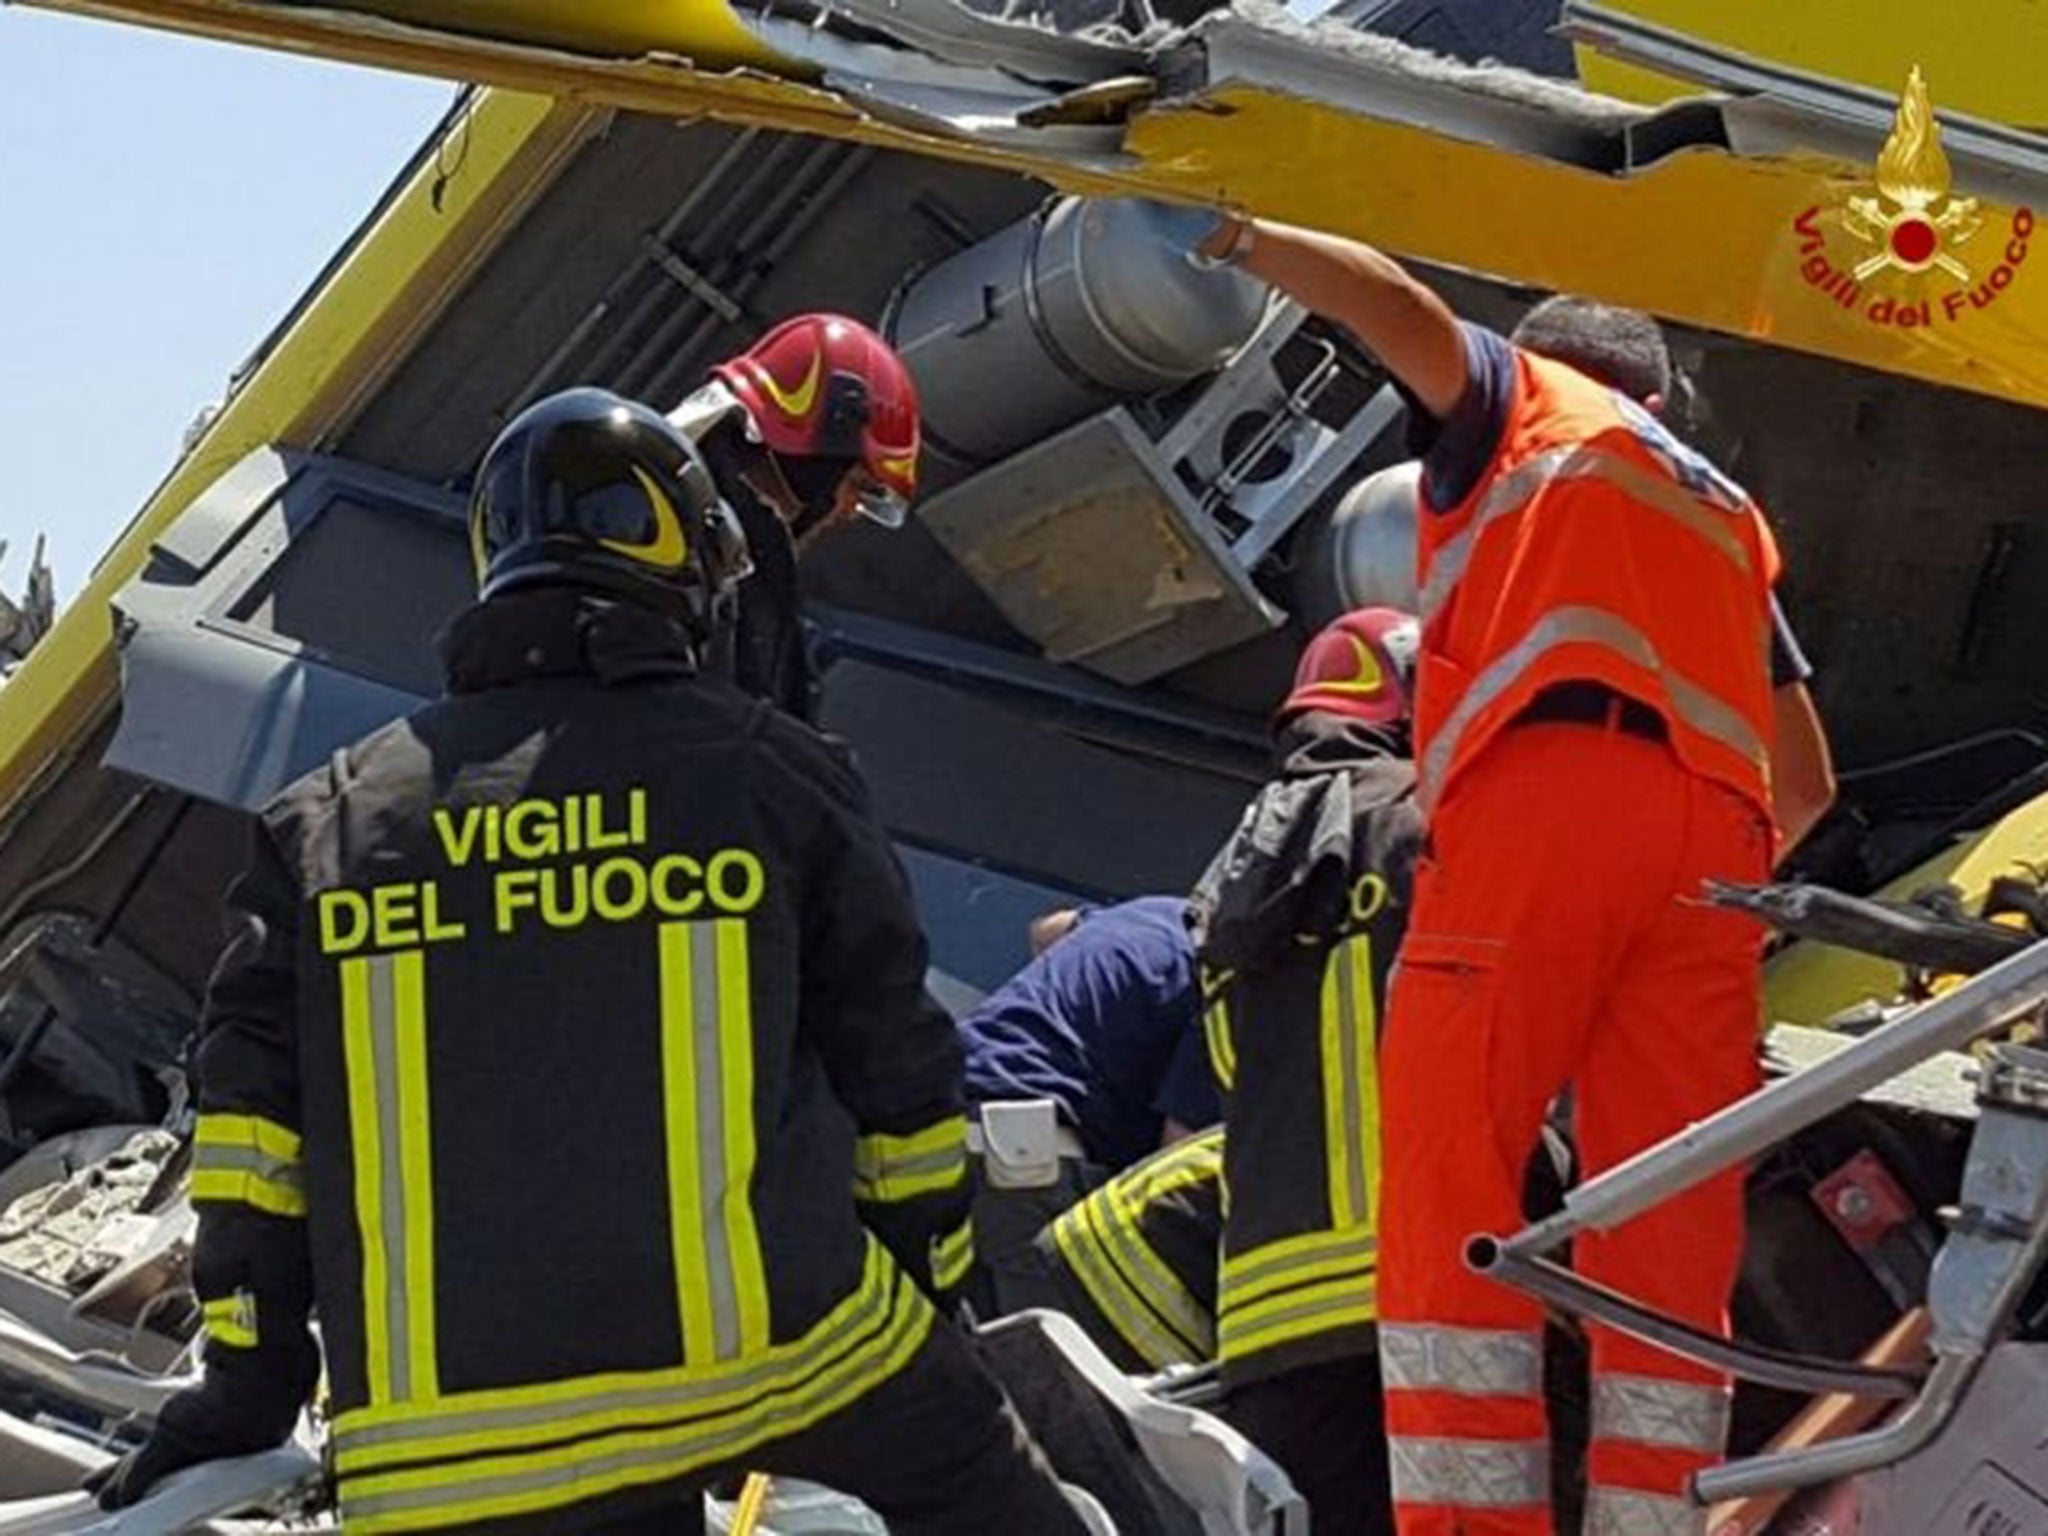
[1193, 607, 1425, 1536]
[1039, 1125, 1224, 1374]
[670, 313, 922, 720]
[88, 389, 1085, 1536]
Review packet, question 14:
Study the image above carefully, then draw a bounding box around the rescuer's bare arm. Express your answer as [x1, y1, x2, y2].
[1771, 681, 1837, 861]
[1199, 216, 1470, 419]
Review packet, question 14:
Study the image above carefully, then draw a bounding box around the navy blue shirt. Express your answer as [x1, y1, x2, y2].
[959, 897, 1217, 1171]
[1407, 322, 1812, 687]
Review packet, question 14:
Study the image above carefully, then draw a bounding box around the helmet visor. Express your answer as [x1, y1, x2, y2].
[840, 468, 910, 529]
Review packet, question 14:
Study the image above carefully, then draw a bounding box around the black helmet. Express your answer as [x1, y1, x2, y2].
[468, 387, 750, 632]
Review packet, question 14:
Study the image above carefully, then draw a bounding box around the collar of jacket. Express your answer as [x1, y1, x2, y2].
[1272, 711, 1413, 784]
[439, 588, 701, 695]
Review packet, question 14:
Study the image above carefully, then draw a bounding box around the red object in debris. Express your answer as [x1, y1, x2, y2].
[1812, 1150, 1916, 1254]
[1890, 216, 1939, 266]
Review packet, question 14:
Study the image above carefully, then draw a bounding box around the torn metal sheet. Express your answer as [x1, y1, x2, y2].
[1561, 0, 2048, 131]
[814, 0, 1146, 86]
[826, 73, 1127, 154]
[1561, 2, 2048, 199]
[1179, 1, 1643, 168]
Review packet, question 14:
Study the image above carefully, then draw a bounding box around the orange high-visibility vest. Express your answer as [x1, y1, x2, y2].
[1414, 348, 1781, 815]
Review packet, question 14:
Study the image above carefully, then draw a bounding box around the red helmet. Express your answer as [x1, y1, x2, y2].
[1278, 608, 1420, 728]
[711, 314, 921, 528]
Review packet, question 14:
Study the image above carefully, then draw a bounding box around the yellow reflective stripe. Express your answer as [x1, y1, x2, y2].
[194, 1112, 302, 1162]
[202, 1292, 259, 1350]
[190, 1167, 308, 1218]
[715, 920, 770, 1358]
[1221, 1226, 1377, 1310]
[1219, 1272, 1378, 1361]
[392, 950, 439, 1404]
[1101, 1180, 1215, 1360]
[659, 924, 718, 1367]
[1048, 1198, 1201, 1371]
[340, 1267, 932, 1533]
[342, 952, 438, 1406]
[1204, 996, 1236, 1091]
[335, 1244, 906, 1469]
[850, 1116, 967, 1204]
[1319, 935, 1378, 1230]
[1319, 950, 1348, 1226]
[661, 921, 770, 1366]
[1349, 935, 1382, 1228]
[931, 1218, 974, 1292]
[341, 956, 392, 1406]
[1119, 1128, 1223, 1208]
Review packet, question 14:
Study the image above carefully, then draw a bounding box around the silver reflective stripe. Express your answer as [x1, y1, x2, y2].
[1330, 937, 1370, 1225]
[1584, 1487, 1707, 1536]
[344, 1287, 926, 1526]
[1420, 445, 1753, 624]
[367, 956, 413, 1404]
[1054, 1203, 1198, 1370]
[1388, 1435, 1549, 1509]
[1591, 1375, 1729, 1453]
[866, 1145, 962, 1185]
[1380, 1323, 1542, 1398]
[1219, 1279, 1375, 1361]
[1418, 606, 1768, 804]
[1222, 1228, 1377, 1293]
[1093, 1189, 1213, 1357]
[686, 922, 742, 1363]
[336, 1257, 898, 1461]
[192, 1143, 304, 1192]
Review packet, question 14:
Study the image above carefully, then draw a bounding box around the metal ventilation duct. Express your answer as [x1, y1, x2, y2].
[884, 196, 1269, 464]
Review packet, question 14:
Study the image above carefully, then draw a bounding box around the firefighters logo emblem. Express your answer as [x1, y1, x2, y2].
[1791, 68, 2034, 331]
[1839, 66, 1979, 281]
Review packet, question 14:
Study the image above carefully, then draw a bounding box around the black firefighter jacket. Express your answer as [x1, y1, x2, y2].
[166, 589, 972, 1534]
[1190, 713, 1424, 1385]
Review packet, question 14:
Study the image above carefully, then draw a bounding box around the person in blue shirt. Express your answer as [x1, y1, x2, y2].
[956, 896, 1219, 1316]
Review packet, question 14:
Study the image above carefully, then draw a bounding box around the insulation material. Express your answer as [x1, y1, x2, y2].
[0, 1132, 180, 1295]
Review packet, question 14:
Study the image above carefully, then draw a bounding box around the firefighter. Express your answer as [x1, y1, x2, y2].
[958, 896, 1217, 1316]
[85, 388, 1086, 1536]
[1191, 606, 1425, 1536]
[671, 312, 921, 720]
[1038, 1125, 1223, 1375]
[1172, 211, 1837, 1535]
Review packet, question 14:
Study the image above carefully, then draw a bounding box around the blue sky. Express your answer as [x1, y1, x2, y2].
[0, 9, 455, 608]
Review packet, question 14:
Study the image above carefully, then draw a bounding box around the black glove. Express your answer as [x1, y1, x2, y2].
[83, 1422, 216, 1511]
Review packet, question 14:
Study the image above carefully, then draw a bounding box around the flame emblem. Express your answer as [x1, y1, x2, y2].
[1842, 67, 1981, 281]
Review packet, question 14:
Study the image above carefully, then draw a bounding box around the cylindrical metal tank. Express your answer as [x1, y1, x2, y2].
[1289, 459, 1421, 628]
[884, 197, 1269, 464]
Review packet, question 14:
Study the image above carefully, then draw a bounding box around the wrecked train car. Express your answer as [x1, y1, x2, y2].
[3, 0, 2048, 1527]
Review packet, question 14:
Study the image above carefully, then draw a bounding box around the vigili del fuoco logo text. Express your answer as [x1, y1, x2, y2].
[1793, 67, 2034, 329]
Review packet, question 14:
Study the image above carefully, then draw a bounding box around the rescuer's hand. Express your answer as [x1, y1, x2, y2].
[83, 1422, 216, 1510]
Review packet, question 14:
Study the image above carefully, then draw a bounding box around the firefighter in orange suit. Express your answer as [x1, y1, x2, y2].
[1164, 210, 1837, 1536]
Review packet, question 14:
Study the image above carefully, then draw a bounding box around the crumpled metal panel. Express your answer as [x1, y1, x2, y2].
[917, 408, 1285, 684]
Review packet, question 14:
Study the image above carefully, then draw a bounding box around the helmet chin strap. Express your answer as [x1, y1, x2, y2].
[765, 450, 852, 543]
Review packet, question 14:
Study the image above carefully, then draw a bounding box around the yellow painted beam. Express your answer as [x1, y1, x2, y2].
[1765, 791, 2048, 1028]
[1571, 1, 2048, 129]
[0, 88, 597, 813]
[26, 0, 1152, 188]
[341, 1, 785, 69]
[1123, 87, 2048, 412]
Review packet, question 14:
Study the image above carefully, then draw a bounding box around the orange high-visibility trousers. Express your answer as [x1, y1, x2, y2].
[1379, 719, 1768, 1536]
